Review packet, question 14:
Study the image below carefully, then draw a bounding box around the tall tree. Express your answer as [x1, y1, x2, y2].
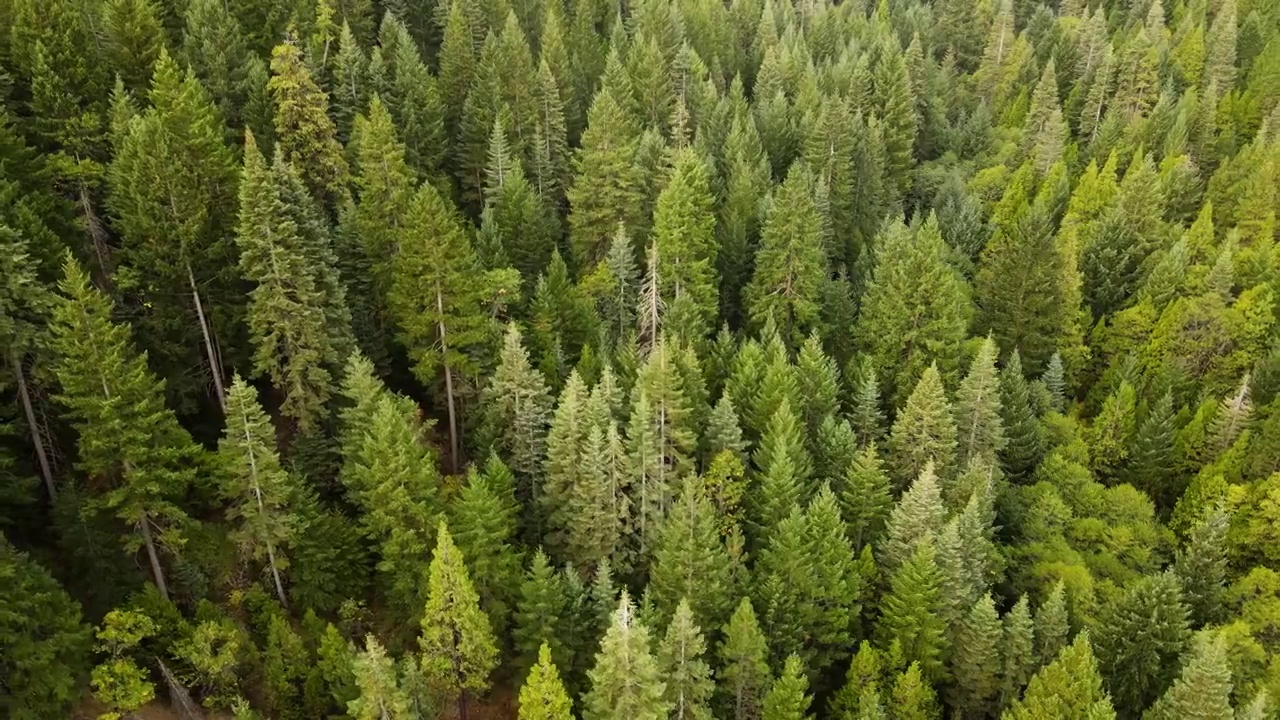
[652, 148, 719, 343]
[649, 479, 736, 633]
[948, 594, 1002, 717]
[49, 257, 203, 600]
[419, 522, 500, 720]
[875, 540, 949, 682]
[481, 324, 554, 503]
[1144, 631, 1234, 720]
[953, 337, 1006, 468]
[348, 636, 412, 720]
[1093, 573, 1191, 716]
[1004, 635, 1116, 720]
[887, 365, 959, 491]
[519, 643, 575, 720]
[658, 599, 716, 720]
[718, 597, 772, 720]
[762, 655, 812, 720]
[269, 36, 349, 204]
[583, 592, 670, 720]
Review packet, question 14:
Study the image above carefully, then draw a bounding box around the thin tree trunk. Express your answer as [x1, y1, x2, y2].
[9, 349, 56, 500]
[79, 183, 113, 289]
[436, 286, 461, 474]
[458, 692, 469, 720]
[188, 263, 227, 413]
[138, 511, 170, 600]
[239, 400, 288, 609]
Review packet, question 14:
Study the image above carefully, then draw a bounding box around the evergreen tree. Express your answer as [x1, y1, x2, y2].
[101, 0, 165, 93]
[1034, 581, 1070, 668]
[890, 662, 939, 720]
[519, 643, 575, 720]
[887, 365, 959, 491]
[218, 376, 300, 609]
[744, 161, 828, 346]
[450, 466, 523, 641]
[1174, 508, 1229, 628]
[418, 522, 500, 719]
[999, 351, 1043, 480]
[880, 463, 948, 573]
[650, 478, 735, 633]
[269, 37, 349, 204]
[1005, 635, 1116, 720]
[856, 216, 973, 407]
[718, 597, 772, 720]
[806, 485, 861, 676]
[948, 594, 1002, 717]
[1000, 597, 1036, 709]
[762, 655, 812, 720]
[875, 540, 949, 682]
[1127, 392, 1179, 508]
[1144, 631, 1233, 720]
[513, 550, 572, 679]
[841, 445, 894, 552]
[658, 599, 716, 720]
[390, 182, 494, 471]
[348, 636, 411, 720]
[583, 592, 670, 720]
[953, 337, 1006, 468]
[50, 257, 202, 600]
[481, 324, 554, 502]
[851, 367, 887, 448]
[1093, 573, 1191, 716]
[752, 397, 812, 536]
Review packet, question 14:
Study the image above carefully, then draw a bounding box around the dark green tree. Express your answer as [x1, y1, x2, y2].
[1093, 573, 1191, 716]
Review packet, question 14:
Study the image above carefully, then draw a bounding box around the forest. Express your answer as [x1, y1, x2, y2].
[2, 0, 1280, 717]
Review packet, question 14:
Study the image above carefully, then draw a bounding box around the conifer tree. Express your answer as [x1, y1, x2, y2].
[49, 257, 202, 600]
[949, 594, 1002, 717]
[348, 636, 412, 720]
[841, 445, 894, 552]
[653, 148, 719, 343]
[390, 182, 493, 471]
[218, 376, 301, 609]
[419, 522, 500, 719]
[1093, 573, 1190, 716]
[481, 324, 554, 500]
[752, 397, 812, 535]
[450, 467, 523, 641]
[815, 415, 858, 490]
[851, 367, 887, 448]
[744, 161, 828, 345]
[583, 592, 670, 720]
[1034, 581, 1070, 667]
[999, 351, 1043, 480]
[719, 597, 772, 720]
[513, 551, 572, 678]
[706, 393, 748, 462]
[269, 37, 349, 204]
[870, 43, 917, 199]
[519, 643, 575, 720]
[108, 48, 240, 413]
[1021, 62, 1068, 175]
[1173, 508, 1229, 628]
[328, 22, 366, 143]
[101, 0, 165, 93]
[659, 599, 716, 720]
[762, 655, 812, 720]
[1144, 631, 1233, 720]
[1128, 392, 1179, 508]
[383, 20, 447, 182]
[1000, 596, 1036, 709]
[856, 216, 973, 407]
[954, 337, 1006, 468]
[543, 371, 590, 553]
[888, 366, 959, 490]
[650, 479, 735, 633]
[805, 485, 861, 676]
[796, 335, 842, 440]
[830, 642, 884, 719]
[754, 507, 818, 668]
[875, 540, 949, 682]
[1005, 635, 1116, 720]
[880, 463, 947, 573]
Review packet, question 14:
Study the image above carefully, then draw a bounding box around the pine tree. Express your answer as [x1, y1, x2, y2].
[744, 161, 828, 346]
[875, 540, 949, 682]
[450, 467, 523, 642]
[419, 522, 500, 719]
[890, 662, 939, 720]
[383, 19, 447, 182]
[1093, 573, 1190, 716]
[805, 485, 861, 677]
[830, 642, 884, 719]
[856, 215, 973, 407]
[568, 59, 642, 268]
[948, 594, 1002, 717]
[1202, 0, 1236, 96]
[1145, 631, 1233, 720]
[1000, 597, 1036, 709]
[954, 337, 1006, 468]
[754, 507, 818, 668]
[752, 398, 812, 536]
[888, 365, 959, 490]
[519, 643, 575, 720]
[108, 48, 240, 413]
[390, 182, 494, 471]
[851, 367, 887, 448]
[1173, 508, 1229, 628]
[1005, 635, 1116, 720]
[659, 599, 716, 720]
[218, 376, 301, 609]
[1034, 581, 1070, 668]
[840, 445, 894, 552]
[870, 43, 917, 199]
[49, 257, 202, 601]
[718, 597, 772, 720]
[583, 592, 670, 720]
[999, 351, 1043, 480]
[1088, 381, 1137, 484]
[880, 463, 947, 573]
[481, 324, 554, 501]
[101, 0, 165, 92]
[1021, 62, 1068, 175]
[269, 37, 349, 204]
[348, 636, 411, 720]
[513, 550, 572, 678]
[1127, 392, 1179, 509]
[650, 478, 735, 633]
[762, 655, 812, 720]
[235, 132, 336, 434]
[653, 148, 719, 343]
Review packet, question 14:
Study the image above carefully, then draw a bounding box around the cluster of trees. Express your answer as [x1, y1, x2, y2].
[3, 0, 1280, 718]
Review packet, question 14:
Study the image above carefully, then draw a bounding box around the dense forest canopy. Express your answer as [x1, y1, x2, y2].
[3, 0, 1280, 717]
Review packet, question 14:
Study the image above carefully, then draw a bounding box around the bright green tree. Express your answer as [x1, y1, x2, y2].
[583, 591, 670, 720]
[347, 636, 411, 720]
[268, 36, 348, 203]
[653, 148, 719, 343]
[519, 643, 575, 720]
[1004, 634, 1116, 720]
[841, 445, 894, 552]
[762, 655, 812, 720]
[888, 366, 959, 491]
[1000, 597, 1036, 709]
[481, 324, 554, 501]
[419, 522, 499, 719]
[880, 463, 947, 573]
[954, 337, 1006, 468]
[450, 466, 523, 641]
[650, 478, 736, 633]
[659, 599, 716, 720]
[875, 540, 949, 682]
[1144, 631, 1234, 720]
[718, 597, 772, 720]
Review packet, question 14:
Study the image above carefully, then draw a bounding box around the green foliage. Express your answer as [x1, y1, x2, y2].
[519, 643, 575, 720]
[1004, 634, 1116, 720]
[583, 591, 669, 720]
[1093, 573, 1191, 716]
[762, 654, 812, 720]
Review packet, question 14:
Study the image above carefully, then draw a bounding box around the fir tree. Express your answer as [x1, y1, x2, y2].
[805, 485, 861, 676]
[841, 445, 894, 552]
[948, 594, 1002, 717]
[269, 37, 349, 204]
[658, 599, 716, 720]
[1000, 596, 1036, 709]
[649, 478, 735, 633]
[1127, 392, 1179, 509]
[653, 148, 719, 344]
[450, 467, 523, 642]
[348, 636, 411, 720]
[888, 366, 959, 491]
[1034, 581, 1070, 668]
[851, 367, 887, 448]
[719, 597, 772, 720]
[583, 592, 670, 720]
[101, 0, 165, 92]
[519, 643, 575, 720]
[999, 351, 1043, 480]
[481, 324, 554, 502]
[954, 337, 1006, 468]
[1144, 631, 1233, 720]
[218, 376, 300, 609]
[890, 662, 939, 720]
[762, 655, 812, 720]
[419, 522, 500, 719]
[1005, 635, 1116, 720]
[875, 540, 949, 682]
[880, 463, 947, 573]
[1173, 508, 1229, 628]
[513, 550, 572, 678]
[752, 397, 812, 536]
[50, 257, 202, 601]
[1093, 573, 1190, 716]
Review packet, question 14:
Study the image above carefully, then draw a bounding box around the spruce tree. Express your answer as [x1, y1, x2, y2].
[348, 636, 411, 720]
[754, 507, 818, 669]
[856, 215, 972, 407]
[752, 397, 812, 536]
[1144, 631, 1233, 720]
[649, 478, 735, 633]
[419, 522, 500, 719]
[513, 551, 572, 678]
[718, 597, 772, 720]
[519, 643, 575, 720]
[389, 181, 494, 471]
[953, 337, 1006, 468]
[1173, 508, 1229, 628]
[218, 376, 301, 609]
[101, 0, 165, 93]
[1005, 634, 1116, 719]
[888, 365, 959, 491]
[948, 594, 1002, 717]
[805, 485, 861, 677]
[652, 148, 719, 343]
[450, 467, 523, 642]
[744, 161, 828, 346]
[762, 655, 812, 720]
[1000, 597, 1036, 710]
[481, 324, 554, 502]
[891, 662, 939, 720]
[851, 367, 887, 448]
[841, 445, 894, 552]
[1128, 392, 1179, 509]
[796, 335, 842, 442]
[1093, 573, 1191, 716]
[49, 257, 202, 601]
[875, 540, 949, 682]
[583, 592, 670, 720]
[1034, 581, 1070, 668]
[880, 463, 947, 573]
[999, 351, 1043, 480]
[658, 599, 716, 720]
[269, 37, 349, 204]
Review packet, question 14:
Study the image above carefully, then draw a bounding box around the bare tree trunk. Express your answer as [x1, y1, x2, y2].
[436, 286, 461, 474]
[239, 399, 289, 609]
[79, 183, 113, 290]
[9, 349, 56, 500]
[138, 512, 170, 600]
[458, 692, 469, 720]
[188, 263, 227, 413]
